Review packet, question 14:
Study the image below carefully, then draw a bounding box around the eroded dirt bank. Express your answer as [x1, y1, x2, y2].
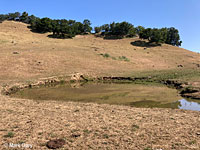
[163, 79, 200, 99]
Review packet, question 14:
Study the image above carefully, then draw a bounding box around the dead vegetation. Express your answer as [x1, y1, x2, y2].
[0, 94, 200, 150]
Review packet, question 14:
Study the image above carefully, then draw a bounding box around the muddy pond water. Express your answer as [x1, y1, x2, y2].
[11, 82, 200, 111]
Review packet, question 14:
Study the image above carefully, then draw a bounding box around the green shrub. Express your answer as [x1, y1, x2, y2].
[100, 53, 110, 58]
[118, 56, 130, 62]
[4, 132, 14, 138]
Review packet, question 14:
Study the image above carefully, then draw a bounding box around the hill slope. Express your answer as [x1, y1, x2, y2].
[0, 21, 200, 83]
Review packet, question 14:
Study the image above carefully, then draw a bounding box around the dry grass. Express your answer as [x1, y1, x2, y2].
[0, 93, 200, 150]
[0, 21, 200, 84]
[0, 21, 200, 150]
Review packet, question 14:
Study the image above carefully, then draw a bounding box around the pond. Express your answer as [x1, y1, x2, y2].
[11, 82, 200, 111]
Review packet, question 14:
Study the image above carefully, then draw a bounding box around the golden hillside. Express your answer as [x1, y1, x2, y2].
[0, 21, 200, 83]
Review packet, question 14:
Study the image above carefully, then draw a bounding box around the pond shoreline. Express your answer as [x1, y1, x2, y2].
[162, 79, 200, 99]
[2, 73, 200, 101]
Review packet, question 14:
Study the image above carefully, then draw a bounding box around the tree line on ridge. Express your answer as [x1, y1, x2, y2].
[0, 12, 182, 46]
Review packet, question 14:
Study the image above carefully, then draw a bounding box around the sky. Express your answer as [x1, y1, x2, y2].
[1, 0, 200, 52]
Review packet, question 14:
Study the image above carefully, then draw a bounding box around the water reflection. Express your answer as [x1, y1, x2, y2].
[129, 100, 181, 109]
[130, 99, 200, 111]
[178, 99, 200, 111]
[11, 82, 200, 111]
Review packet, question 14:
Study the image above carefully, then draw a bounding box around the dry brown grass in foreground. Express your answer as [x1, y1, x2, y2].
[0, 93, 200, 150]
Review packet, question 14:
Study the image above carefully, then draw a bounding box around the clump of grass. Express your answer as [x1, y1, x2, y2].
[83, 129, 91, 134]
[38, 132, 43, 135]
[189, 140, 196, 145]
[172, 143, 183, 148]
[60, 79, 66, 84]
[111, 56, 117, 60]
[74, 109, 79, 112]
[17, 141, 25, 144]
[13, 125, 19, 128]
[65, 124, 70, 127]
[118, 56, 130, 62]
[49, 133, 57, 138]
[100, 53, 110, 58]
[7, 109, 14, 113]
[144, 147, 152, 150]
[100, 95, 110, 100]
[4, 132, 14, 138]
[101, 127, 107, 130]
[70, 80, 76, 83]
[0, 40, 9, 44]
[132, 124, 139, 129]
[132, 124, 139, 131]
[71, 129, 80, 133]
[103, 134, 109, 139]
[99, 53, 130, 62]
[39, 143, 47, 147]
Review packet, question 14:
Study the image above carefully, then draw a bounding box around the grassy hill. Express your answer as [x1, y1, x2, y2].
[0, 21, 200, 84]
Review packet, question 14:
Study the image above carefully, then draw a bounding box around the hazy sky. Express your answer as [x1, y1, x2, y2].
[1, 0, 200, 52]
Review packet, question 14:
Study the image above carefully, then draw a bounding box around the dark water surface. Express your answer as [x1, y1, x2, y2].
[11, 82, 200, 111]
